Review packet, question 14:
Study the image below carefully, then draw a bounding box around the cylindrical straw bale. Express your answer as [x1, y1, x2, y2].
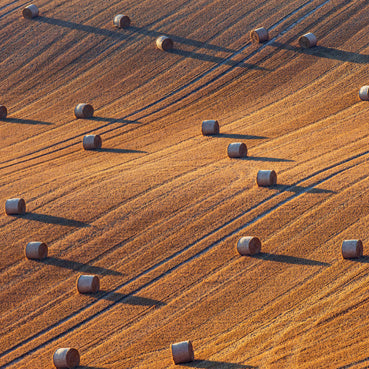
[22, 4, 39, 19]
[156, 36, 173, 51]
[298, 32, 317, 48]
[113, 14, 130, 28]
[171, 341, 194, 364]
[0, 105, 7, 119]
[77, 275, 100, 294]
[53, 348, 80, 369]
[74, 103, 94, 118]
[237, 236, 261, 256]
[227, 142, 247, 158]
[257, 170, 277, 187]
[201, 120, 219, 136]
[83, 135, 102, 150]
[342, 240, 363, 259]
[5, 198, 26, 215]
[250, 27, 269, 43]
[359, 86, 369, 101]
[25, 241, 48, 260]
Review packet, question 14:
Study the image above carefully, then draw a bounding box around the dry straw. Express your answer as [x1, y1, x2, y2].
[237, 236, 261, 255]
[77, 275, 100, 294]
[23, 4, 39, 19]
[257, 170, 277, 187]
[359, 86, 369, 101]
[5, 198, 26, 215]
[113, 14, 130, 28]
[25, 241, 48, 260]
[201, 120, 219, 135]
[53, 348, 80, 368]
[298, 33, 317, 48]
[227, 142, 247, 158]
[83, 134, 102, 150]
[156, 36, 173, 51]
[0, 105, 7, 119]
[250, 27, 269, 43]
[74, 103, 94, 118]
[171, 341, 194, 364]
[342, 240, 363, 259]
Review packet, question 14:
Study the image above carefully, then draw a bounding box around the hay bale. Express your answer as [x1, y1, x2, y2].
[171, 341, 194, 364]
[257, 170, 277, 187]
[25, 241, 48, 260]
[250, 27, 269, 43]
[237, 236, 261, 255]
[83, 134, 102, 150]
[53, 348, 80, 369]
[113, 14, 130, 28]
[22, 4, 39, 19]
[227, 142, 247, 158]
[77, 275, 100, 294]
[298, 33, 317, 48]
[156, 36, 173, 51]
[5, 198, 26, 215]
[201, 120, 219, 136]
[359, 86, 369, 101]
[0, 105, 7, 119]
[342, 240, 363, 259]
[74, 103, 94, 119]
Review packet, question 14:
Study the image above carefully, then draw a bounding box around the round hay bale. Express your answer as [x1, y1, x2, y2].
[77, 275, 100, 294]
[83, 134, 102, 150]
[156, 36, 173, 51]
[25, 241, 48, 260]
[250, 27, 269, 43]
[359, 86, 369, 101]
[171, 341, 194, 364]
[342, 240, 363, 259]
[201, 120, 219, 136]
[113, 14, 130, 28]
[0, 105, 7, 119]
[53, 348, 80, 369]
[237, 236, 261, 256]
[23, 4, 39, 19]
[5, 198, 26, 215]
[74, 103, 94, 119]
[257, 170, 277, 187]
[298, 32, 317, 48]
[227, 142, 247, 158]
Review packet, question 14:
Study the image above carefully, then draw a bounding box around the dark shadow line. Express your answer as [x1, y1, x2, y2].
[78, 366, 108, 369]
[271, 41, 369, 64]
[22, 212, 90, 228]
[251, 252, 330, 266]
[169, 49, 269, 70]
[36, 257, 122, 276]
[218, 133, 267, 140]
[95, 290, 165, 306]
[90, 116, 141, 124]
[183, 360, 258, 368]
[245, 156, 293, 162]
[273, 184, 335, 194]
[349, 256, 369, 263]
[1, 117, 53, 125]
[96, 148, 147, 154]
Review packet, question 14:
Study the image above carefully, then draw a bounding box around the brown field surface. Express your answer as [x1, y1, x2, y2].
[1, 0, 369, 367]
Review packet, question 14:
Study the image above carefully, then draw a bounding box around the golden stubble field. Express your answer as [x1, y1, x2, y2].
[1, 0, 369, 367]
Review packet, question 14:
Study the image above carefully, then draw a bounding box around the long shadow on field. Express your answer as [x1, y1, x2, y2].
[96, 148, 147, 154]
[350, 256, 369, 263]
[168, 49, 268, 70]
[90, 117, 142, 125]
[22, 213, 89, 227]
[183, 361, 258, 368]
[245, 156, 293, 162]
[96, 290, 165, 306]
[251, 252, 329, 266]
[273, 184, 335, 194]
[1, 117, 53, 125]
[218, 133, 267, 140]
[37, 257, 122, 276]
[78, 366, 108, 369]
[271, 42, 369, 64]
